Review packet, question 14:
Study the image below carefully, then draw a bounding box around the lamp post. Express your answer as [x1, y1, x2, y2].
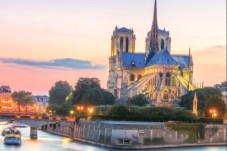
[49, 110, 52, 116]
[87, 106, 94, 120]
[75, 105, 84, 122]
[69, 110, 74, 117]
[209, 108, 218, 126]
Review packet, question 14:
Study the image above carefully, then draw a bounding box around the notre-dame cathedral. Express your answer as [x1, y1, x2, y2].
[107, 0, 196, 107]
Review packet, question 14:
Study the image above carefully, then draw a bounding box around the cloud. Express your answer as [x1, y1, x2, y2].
[0, 58, 106, 70]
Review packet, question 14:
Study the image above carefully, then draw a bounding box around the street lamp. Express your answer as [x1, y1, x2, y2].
[76, 105, 84, 111]
[87, 106, 94, 120]
[209, 108, 218, 125]
[49, 110, 52, 116]
[209, 109, 217, 118]
[75, 105, 84, 122]
[87, 107, 94, 114]
[69, 110, 74, 117]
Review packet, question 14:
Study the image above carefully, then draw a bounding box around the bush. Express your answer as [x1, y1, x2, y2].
[167, 122, 205, 143]
[92, 105, 197, 122]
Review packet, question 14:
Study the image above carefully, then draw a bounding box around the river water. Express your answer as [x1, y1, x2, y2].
[0, 124, 226, 151]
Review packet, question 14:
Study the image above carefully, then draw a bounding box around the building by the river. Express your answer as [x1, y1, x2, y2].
[107, 0, 196, 106]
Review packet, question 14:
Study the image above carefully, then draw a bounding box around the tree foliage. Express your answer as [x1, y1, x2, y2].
[72, 78, 100, 104]
[49, 81, 72, 105]
[204, 95, 225, 118]
[72, 78, 115, 105]
[127, 94, 149, 106]
[102, 90, 115, 105]
[179, 87, 222, 115]
[93, 105, 197, 122]
[47, 103, 72, 116]
[82, 88, 103, 105]
[12, 90, 34, 114]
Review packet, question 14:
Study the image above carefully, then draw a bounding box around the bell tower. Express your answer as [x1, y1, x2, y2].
[111, 26, 136, 56]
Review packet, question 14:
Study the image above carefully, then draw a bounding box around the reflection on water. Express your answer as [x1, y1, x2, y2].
[0, 124, 226, 151]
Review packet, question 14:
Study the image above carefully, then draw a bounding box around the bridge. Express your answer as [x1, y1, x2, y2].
[0, 115, 75, 139]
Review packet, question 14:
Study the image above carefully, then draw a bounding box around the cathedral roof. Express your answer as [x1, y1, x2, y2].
[122, 53, 146, 68]
[146, 49, 178, 66]
[172, 55, 190, 69]
[116, 27, 132, 33]
[121, 50, 190, 69]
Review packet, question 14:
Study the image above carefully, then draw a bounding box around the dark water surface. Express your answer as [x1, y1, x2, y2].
[0, 124, 226, 151]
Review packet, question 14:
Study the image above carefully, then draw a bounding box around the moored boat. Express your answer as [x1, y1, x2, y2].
[4, 134, 21, 145]
[1, 127, 15, 136]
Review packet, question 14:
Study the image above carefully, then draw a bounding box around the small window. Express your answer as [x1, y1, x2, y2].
[161, 39, 164, 49]
[138, 75, 142, 80]
[131, 60, 136, 67]
[130, 74, 135, 81]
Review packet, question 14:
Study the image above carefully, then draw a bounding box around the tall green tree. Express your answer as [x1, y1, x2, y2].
[49, 81, 72, 105]
[127, 94, 149, 107]
[102, 89, 115, 105]
[12, 91, 34, 114]
[72, 78, 101, 104]
[82, 88, 103, 105]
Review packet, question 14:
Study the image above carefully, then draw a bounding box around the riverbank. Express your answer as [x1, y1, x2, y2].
[42, 120, 227, 150]
[45, 129, 227, 150]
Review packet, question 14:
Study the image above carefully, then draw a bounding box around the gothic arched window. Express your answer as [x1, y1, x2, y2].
[126, 37, 129, 52]
[120, 37, 123, 51]
[164, 90, 168, 100]
[130, 74, 135, 81]
[161, 39, 164, 49]
[165, 72, 171, 86]
[138, 75, 142, 80]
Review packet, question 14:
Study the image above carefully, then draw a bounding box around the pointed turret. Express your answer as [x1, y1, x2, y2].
[146, 0, 159, 63]
[192, 92, 198, 116]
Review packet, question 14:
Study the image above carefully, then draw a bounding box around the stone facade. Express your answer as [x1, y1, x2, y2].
[107, 1, 196, 106]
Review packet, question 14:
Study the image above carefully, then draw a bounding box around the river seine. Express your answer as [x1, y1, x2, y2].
[0, 124, 226, 151]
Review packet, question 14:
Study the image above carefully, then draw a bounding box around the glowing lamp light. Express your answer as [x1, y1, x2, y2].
[70, 110, 74, 115]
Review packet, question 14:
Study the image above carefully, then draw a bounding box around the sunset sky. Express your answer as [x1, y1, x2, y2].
[0, 0, 226, 95]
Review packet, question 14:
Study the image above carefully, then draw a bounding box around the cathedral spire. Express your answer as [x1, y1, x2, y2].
[192, 92, 198, 116]
[149, 0, 159, 52]
[146, 0, 159, 63]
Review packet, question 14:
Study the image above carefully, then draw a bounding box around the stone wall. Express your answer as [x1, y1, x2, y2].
[74, 121, 227, 147]
[43, 120, 227, 149]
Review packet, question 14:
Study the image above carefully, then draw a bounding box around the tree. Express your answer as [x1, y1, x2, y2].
[46, 104, 59, 115]
[49, 81, 72, 105]
[204, 95, 225, 118]
[179, 87, 222, 116]
[82, 88, 103, 105]
[108, 105, 130, 120]
[127, 94, 149, 107]
[12, 91, 34, 114]
[56, 103, 72, 116]
[102, 89, 115, 105]
[72, 78, 101, 105]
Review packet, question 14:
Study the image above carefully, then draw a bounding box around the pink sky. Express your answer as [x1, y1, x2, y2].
[0, 0, 226, 95]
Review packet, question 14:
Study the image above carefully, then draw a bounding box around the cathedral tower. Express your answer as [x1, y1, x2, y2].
[111, 26, 136, 56]
[145, 0, 171, 57]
